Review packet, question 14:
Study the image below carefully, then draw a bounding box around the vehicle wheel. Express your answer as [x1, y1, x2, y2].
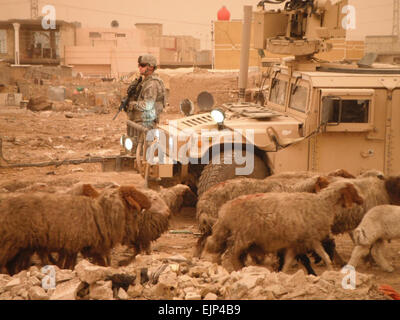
[197, 151, 269, 196]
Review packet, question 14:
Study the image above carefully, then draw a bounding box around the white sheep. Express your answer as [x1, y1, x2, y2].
[205, 181, 364, 273]
[348, 205, 400, 272]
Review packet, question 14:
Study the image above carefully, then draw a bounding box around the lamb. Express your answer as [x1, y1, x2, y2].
[0, 185, 152, 275]
[205, 181, 364, 273]
[348, 205, 400, 272]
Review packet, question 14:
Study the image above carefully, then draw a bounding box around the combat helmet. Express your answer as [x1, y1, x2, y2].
[138, 54, 158, 68]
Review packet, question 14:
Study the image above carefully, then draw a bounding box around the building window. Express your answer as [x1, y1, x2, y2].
[116, 33, 126, 38]
[0, 30, 7, 54]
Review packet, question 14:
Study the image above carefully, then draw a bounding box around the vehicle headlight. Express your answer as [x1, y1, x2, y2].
[124, 137, 133, 151]
[211, 108, 225, 124]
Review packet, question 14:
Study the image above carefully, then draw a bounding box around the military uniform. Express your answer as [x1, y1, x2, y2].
[127, 73, 166, 130]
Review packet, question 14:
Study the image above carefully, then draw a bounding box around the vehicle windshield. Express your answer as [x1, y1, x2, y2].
[289, 86, 308, 113]
[269, 79, 287, 106]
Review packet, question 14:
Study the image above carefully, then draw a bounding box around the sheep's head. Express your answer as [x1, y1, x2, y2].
[328, 169, 356, 179]
[314, 176, 331, 193]
[338, 183, 364, 208]
[385, 176, 400, 205]
[119, 185, 151, 212]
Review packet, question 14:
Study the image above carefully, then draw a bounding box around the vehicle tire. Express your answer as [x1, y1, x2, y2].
[197, 151, 269, 196]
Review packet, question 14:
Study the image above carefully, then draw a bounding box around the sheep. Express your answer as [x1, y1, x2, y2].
[0, 185, 152, 275]
[205, 181, 364, 273]
[348, 205, 400, 272]
[1, 183, 195, 274]
[118, 184, 196, 266]
[194, 172, 350, 273]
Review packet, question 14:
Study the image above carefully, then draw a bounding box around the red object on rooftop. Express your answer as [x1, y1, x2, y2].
[217, 6, 231, 21]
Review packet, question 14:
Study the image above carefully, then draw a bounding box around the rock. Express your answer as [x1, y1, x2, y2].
[27, 96, 52, 112]
[203, 292, 218, 300]
[28, 286, 49, 300]
[263, 284, 288, 298]
[50, 278, 83, 300]
[234, 274, 264, 291]
[17, 288, 29, 300]
[150, 272, 178, 299]
[56, 270, 76, 284]
[117, 288, 130, 300]
[188, 266, 208, 278]
[89, 281, 114, 300]
[167, 255, 189, 263]
[0, 291, 12, 300]
[75, 259, 113, 285]
[27, 277, 41, 287]
[5, 278, 21, 290]
[285, 269, 307, 288]
[127, 284, 143, 298]
[185, 292, 202, 300]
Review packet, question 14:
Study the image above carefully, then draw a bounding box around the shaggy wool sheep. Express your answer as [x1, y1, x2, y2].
[205, 181, 364, 273]
[348, 205, 400, 272]
[330, 176, 400, 235]
[194, 172, 349, 270]
[0, 185, 152, 274]
[1, 183, 195, 274]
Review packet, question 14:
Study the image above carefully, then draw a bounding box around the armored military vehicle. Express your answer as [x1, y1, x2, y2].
[117, 0, 400, 194]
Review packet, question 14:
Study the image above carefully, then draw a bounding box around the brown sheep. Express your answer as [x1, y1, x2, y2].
[4, 183, 196, 273]
[195, 174, 342, 259]
[0, 185, 151, 275]
[205, 181, 364, 273]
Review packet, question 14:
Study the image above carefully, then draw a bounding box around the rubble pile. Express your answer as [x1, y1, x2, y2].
[0, 256, 388, 300]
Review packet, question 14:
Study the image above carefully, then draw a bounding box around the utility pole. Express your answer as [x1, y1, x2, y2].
[31, 0, 39, 19]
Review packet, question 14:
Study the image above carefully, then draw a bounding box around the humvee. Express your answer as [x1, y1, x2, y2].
[117, 0, 400, 195]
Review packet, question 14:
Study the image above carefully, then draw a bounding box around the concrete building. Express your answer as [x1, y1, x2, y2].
[64, 27, 158, 77]
[0, 19, 76, 65]
[135, 23, 210, 68]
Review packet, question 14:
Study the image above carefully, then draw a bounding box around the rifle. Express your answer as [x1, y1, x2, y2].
[113, 76, 142, 120]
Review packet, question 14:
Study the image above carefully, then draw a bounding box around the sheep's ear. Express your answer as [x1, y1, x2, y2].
[385, 176, 400, 205]
[339, 184, 364, 208]
[125, 196, 142, 212]
[329, 169, 356, 179]
[82, 184, 100, 198]
[315, 176, 330, 193]
[119, 186, 151, 211]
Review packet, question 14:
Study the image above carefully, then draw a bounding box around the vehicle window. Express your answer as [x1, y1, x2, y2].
[289, 86, 308, 113]
[323, 98, 370, 123]
[269, 79, 287, 106]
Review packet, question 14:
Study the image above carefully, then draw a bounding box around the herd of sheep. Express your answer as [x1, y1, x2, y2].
[198, 169, 400, 275]
[0, 168, 400, 280]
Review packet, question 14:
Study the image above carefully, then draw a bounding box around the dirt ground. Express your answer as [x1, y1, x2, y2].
[1, 70, 400, 299]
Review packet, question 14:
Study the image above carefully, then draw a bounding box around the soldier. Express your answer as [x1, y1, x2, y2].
[125, 54, 166, 148]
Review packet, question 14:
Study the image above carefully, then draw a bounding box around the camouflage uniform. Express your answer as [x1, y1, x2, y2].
[126, 73, 166, 149]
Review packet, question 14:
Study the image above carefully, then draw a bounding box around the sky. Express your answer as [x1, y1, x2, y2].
[0, 0, 394, 49]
